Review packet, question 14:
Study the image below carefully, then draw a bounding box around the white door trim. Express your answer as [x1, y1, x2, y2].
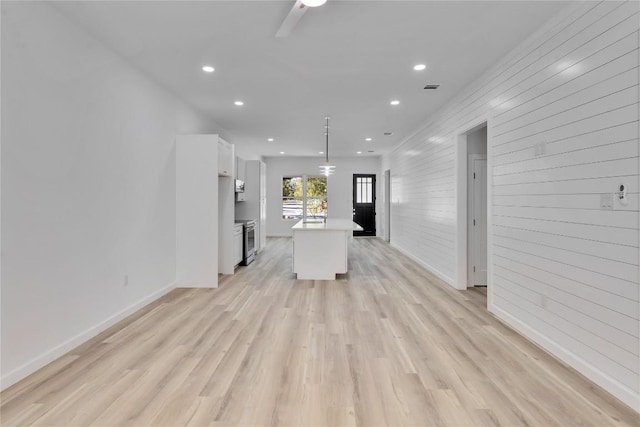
[384, 169, 391, 242]
[454, 115, 493, 307]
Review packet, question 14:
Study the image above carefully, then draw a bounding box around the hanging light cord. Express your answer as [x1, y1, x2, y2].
[319, 116, 335, 176]
[325, 116, 330, 163]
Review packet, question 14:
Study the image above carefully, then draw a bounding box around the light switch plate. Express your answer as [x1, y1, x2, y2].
[600, 193, 613, 210]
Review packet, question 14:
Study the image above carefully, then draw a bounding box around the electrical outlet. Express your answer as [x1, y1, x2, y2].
[600, 193, 613, 210]
[124, 275, 129, 287]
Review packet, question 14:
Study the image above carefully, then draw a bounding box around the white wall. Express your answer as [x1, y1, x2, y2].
[1, 2, 224, 389]
[234, 145, 262, 162]
[467, 125, 488, 155]
[384, 1, 639, 410]
[265, 156, 381, 237]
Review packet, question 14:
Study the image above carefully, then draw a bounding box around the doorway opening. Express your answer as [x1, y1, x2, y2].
[353, 174, 376, 236]
[455, 121, 488, 291]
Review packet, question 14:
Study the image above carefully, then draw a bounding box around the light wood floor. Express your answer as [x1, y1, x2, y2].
[1, 237, 638, 426]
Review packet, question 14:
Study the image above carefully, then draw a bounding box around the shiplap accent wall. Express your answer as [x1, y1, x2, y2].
[386, 1, 639, 410]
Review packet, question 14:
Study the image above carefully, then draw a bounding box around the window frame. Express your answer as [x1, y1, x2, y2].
[281, 175, 327, 221]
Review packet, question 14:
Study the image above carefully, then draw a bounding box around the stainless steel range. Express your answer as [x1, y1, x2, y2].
[235, 219, 256, 265]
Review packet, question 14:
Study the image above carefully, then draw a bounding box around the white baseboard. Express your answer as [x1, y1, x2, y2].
[175, 283, 218, 288]
[489, 302, 640, 413]
[389, 242, 456, 288]
[0, 282, 176, 391]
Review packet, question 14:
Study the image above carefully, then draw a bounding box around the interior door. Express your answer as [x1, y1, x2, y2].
[353, 174, 376, 236]
[470, 158, 487, 285]
[384, 169, 390, 242]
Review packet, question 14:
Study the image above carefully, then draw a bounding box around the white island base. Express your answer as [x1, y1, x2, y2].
[292, 219, 363, 280]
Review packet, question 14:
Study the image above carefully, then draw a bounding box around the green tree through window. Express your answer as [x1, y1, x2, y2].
[306, 177, 327, 219]
[282, 176, 327, 220]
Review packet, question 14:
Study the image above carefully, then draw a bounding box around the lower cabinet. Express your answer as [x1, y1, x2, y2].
[234, 225, 243, 266]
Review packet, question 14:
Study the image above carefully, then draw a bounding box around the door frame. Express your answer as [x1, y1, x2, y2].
[352, 173, 376, 236]
[384, 169, 391, 242]
[454, 115, 494, 309]
[467, 154, 487, 287]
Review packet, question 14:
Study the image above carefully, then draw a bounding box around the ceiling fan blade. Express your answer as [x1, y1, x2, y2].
[275, 0, 308, 38]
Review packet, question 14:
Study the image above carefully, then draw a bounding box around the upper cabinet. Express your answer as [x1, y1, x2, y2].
[236, 156, 246, 181]
[218, 138, 234, 176]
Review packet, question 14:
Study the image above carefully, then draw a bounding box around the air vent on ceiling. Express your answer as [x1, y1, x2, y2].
[383, 132, 393, 136]
[368, 150, 375, 153]
[424, 84, 440, 90]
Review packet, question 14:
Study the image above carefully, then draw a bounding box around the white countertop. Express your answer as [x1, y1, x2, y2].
[292, 219, 363, 231]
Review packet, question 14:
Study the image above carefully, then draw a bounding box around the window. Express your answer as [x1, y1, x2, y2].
[305, 176, 327, 219]
[282, 175, 327, 220]
[355, 176, 373, 203]
[282, 177, 303, 219]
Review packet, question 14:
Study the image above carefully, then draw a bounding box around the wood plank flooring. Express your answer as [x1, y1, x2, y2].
[1, 237, 638, 426]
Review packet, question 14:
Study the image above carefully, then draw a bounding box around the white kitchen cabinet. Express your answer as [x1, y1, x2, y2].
[176, 135, 219, 288]
[218, 174, 235, 275]
[236, 156, 246, 181]
[292, 219, 362, 280]
[176, 134, 237, 286]
[233, 224, 243, 266]
[218, 138, 234, 176]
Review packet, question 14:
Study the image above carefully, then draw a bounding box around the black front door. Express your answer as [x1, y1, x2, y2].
[353, 174, 376, 236]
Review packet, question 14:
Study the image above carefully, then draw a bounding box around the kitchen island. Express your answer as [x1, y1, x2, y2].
[292, 219, 363, 280]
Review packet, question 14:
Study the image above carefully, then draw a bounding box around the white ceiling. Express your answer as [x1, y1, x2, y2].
[53, 0, 571, 157]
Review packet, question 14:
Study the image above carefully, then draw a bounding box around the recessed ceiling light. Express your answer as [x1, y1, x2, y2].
[365, 137, 372, 141]
[202, 66, 215, 73]
[301, 0, 326, 7]
[319, 151, 324, 154]
[390, 100, 400, 106]
[357, 151, 362, 154]
[280, 151, 285, 154]
[234, 101, 244, 106]
[413, 64, 426, 71]
[267, 138, 274, 142]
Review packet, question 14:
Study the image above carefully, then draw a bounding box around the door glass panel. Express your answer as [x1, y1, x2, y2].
[357, 177, 372, 203]
[365, 178, 370, 203]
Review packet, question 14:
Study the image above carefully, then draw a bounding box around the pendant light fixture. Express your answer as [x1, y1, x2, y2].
[319, 116, 335, 176]
[301, 0, 327, 7]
